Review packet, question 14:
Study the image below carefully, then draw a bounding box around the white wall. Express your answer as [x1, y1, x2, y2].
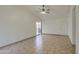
[42, 17, 68, 35]
[72, 6, 76, 45]
[76, 6, 79, 53]
[0, 6, 40, 47]
[42, 6, 76, 45]
[68, 6, 76, 44]
[68, 7, 73, 43]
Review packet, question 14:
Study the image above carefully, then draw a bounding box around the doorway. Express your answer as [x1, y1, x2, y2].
[36, 22, 42, 35]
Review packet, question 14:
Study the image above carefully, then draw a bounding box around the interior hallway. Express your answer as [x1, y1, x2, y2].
[0, 34, 74, 54]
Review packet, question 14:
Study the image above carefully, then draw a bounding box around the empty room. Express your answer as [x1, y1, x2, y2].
[0, 5, 76, 54]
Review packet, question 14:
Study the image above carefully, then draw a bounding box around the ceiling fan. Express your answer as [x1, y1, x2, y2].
[40, 5, 50, 14]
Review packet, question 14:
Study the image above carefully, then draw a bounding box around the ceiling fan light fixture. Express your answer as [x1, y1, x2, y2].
[41, 11, 46, 14]
[40, 5, 50, 15]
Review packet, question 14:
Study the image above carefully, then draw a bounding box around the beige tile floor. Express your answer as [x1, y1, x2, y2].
[0, 34, 75, 54]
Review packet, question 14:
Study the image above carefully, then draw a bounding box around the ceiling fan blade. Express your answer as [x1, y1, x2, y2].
[47, 9, 50, 11]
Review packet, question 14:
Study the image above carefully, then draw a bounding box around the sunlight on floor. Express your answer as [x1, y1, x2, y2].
[35, 35, 43, 53]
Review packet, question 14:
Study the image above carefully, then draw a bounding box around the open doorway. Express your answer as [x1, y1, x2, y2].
[36, 22, 42, 35]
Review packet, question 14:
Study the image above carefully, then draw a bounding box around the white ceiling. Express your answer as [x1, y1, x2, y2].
[23, 5, 72, 20]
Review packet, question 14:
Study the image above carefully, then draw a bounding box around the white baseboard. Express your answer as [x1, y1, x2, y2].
[42, 33, 68, 36]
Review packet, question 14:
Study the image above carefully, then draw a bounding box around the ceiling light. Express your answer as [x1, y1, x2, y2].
[41, 11, 46, 14]
[40, 5, 50, 15]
